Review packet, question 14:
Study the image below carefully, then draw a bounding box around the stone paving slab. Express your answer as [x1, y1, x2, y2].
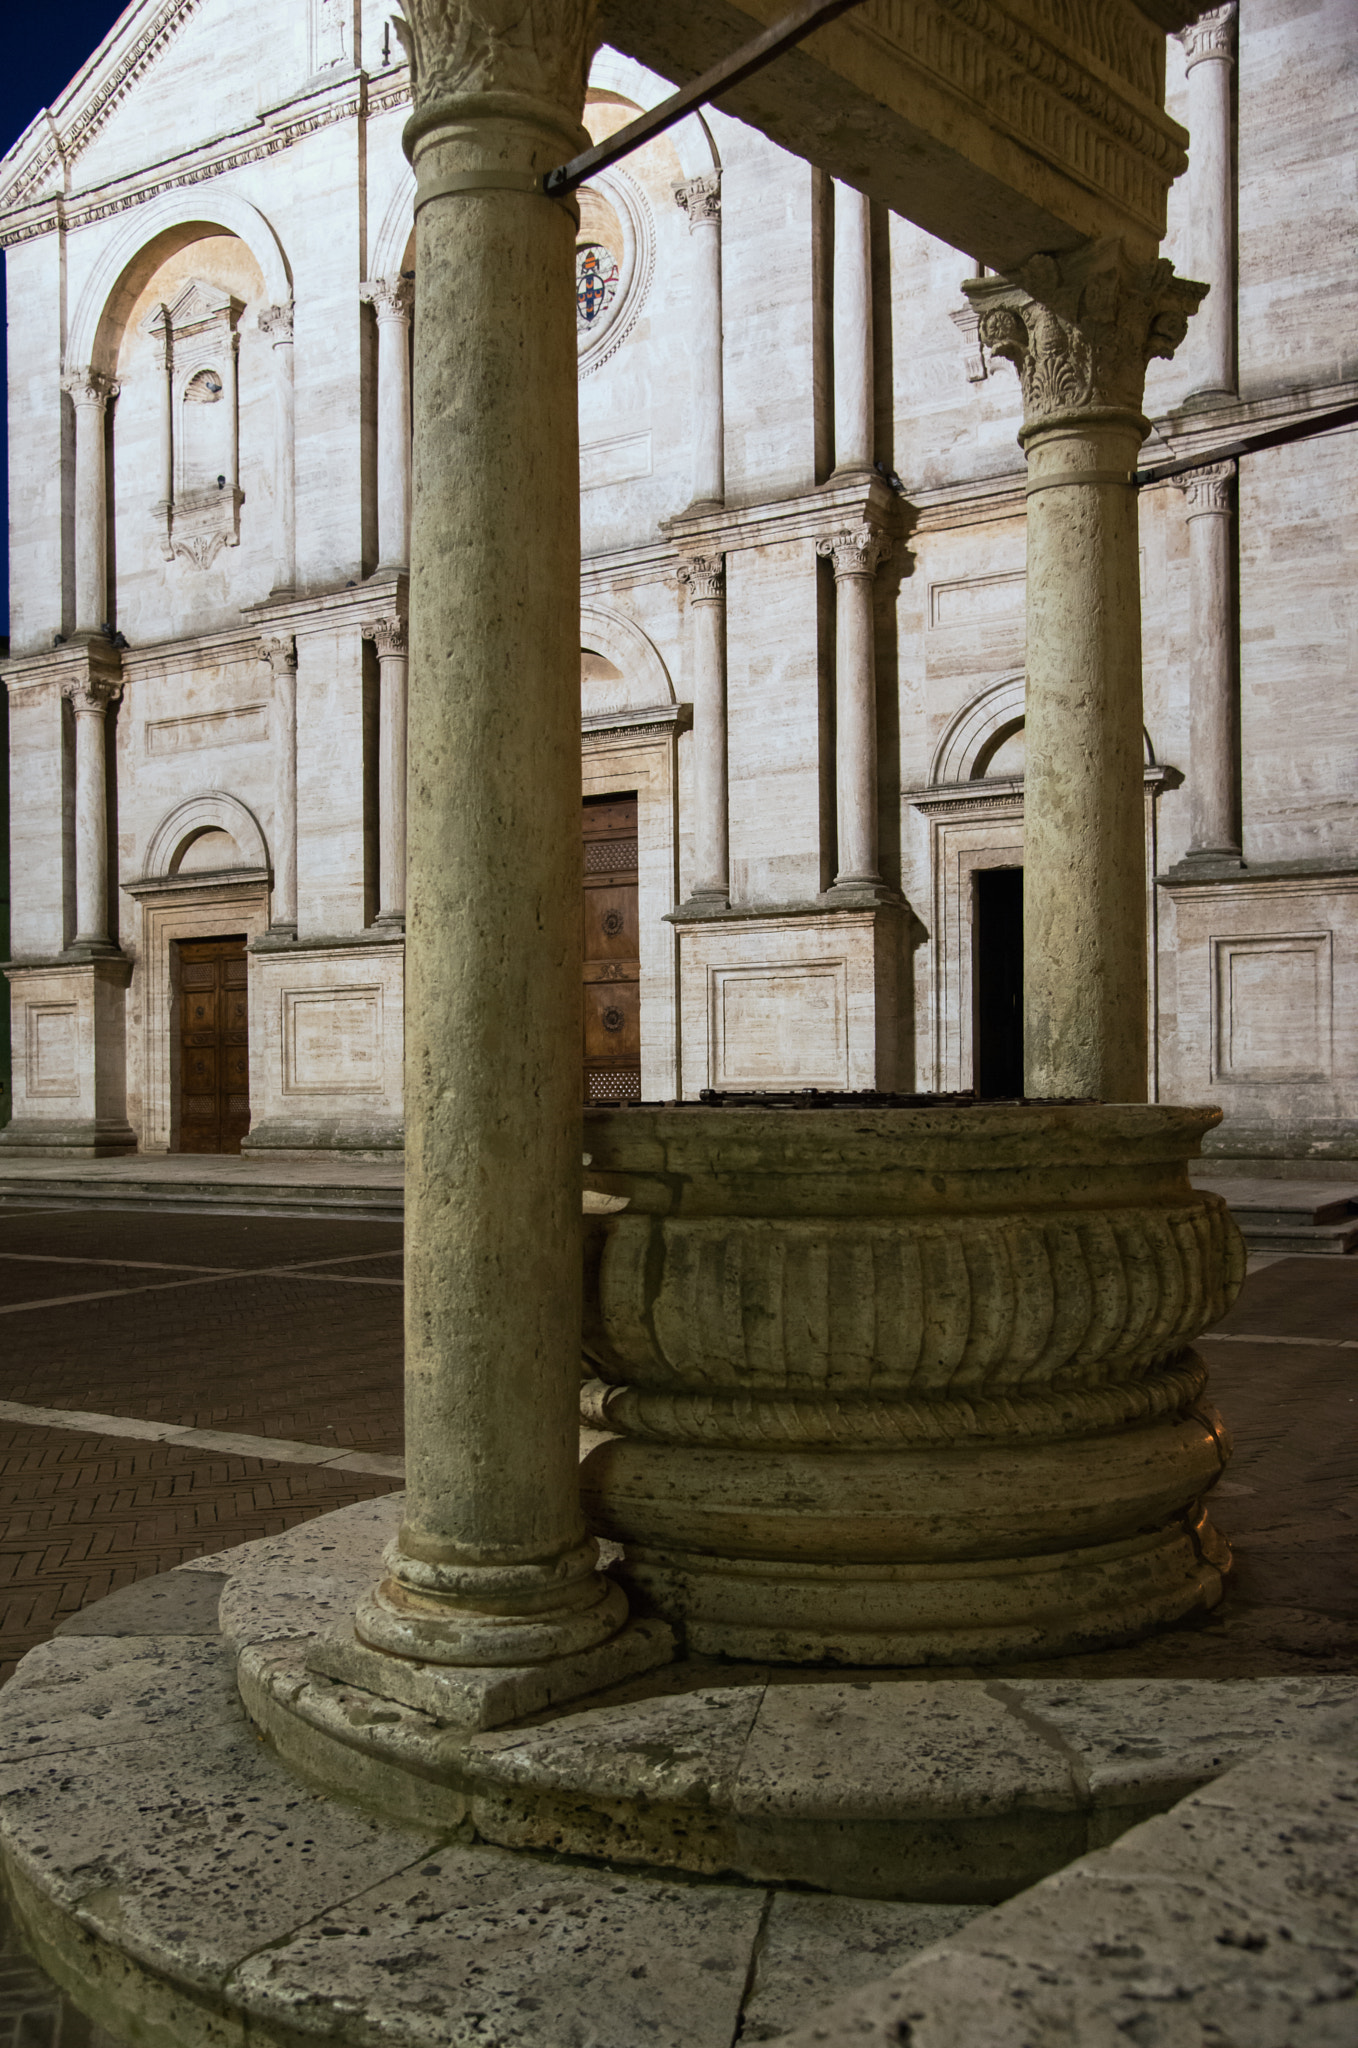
[741, 1896, 984, 2044]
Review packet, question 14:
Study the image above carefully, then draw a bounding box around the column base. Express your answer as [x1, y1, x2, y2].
[1162, 849, 1246, 881]
[0, 1117, 137, 1157]
[305, 1615, 673, 1731]
[669, 891, 730, 920]
[819, 878, 902, 909]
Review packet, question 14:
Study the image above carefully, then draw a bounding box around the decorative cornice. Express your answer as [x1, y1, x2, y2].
[364, 617, 409, 657]
[1179, 459, 1235, 516]
[674, 173, 720, 231]
[393, 0, 600, 121]
[1179, 4, 1236, 70]
[965, 237, 1206, 426]
[677, 554, 725, 604]
[360, 277, 414, 323]
[817, 527, 891, 579]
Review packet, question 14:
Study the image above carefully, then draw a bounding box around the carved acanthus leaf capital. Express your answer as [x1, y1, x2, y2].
[365, 617, 409, 657]
[677, 553, 725, 604]
[964, 238, 1207, 428]
[257, 302, 295, 347]
[392, 0, 600, 119]
[1179, 5, 1236, 70]
[675, 174, 721, 231]
[1179, 459, 1236, 516]
[259, 634, 298, 672]
[360, 277, 414, 323]
[62, 369, 118, 410]
[817, 527, 890, 580]
[61, 675, 122, 712]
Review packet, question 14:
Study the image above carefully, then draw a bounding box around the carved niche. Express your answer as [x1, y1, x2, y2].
[141, 278, 244, 570]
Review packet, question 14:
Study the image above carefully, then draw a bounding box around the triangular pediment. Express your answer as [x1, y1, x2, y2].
[140, 277, 239, 337]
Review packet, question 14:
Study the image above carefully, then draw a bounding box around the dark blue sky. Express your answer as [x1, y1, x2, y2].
[3, 2, 129, 637]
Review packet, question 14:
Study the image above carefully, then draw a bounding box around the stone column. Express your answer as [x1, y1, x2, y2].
[261, 636, 298, 937]
[676, 553, 729, 906]
[831, 182, 873, 479]
[360, 278, 414, 569]
[312, 0, 660, 1728]
[63, 372, 117, 636]
[1180, 460, 1241, 864]
[259, 302, 296, 593]
[674, 175, 723, 510]
[365, 616, 409, 925]
[969, 243, 1205, 1101]
[61, 677, 121, 949]
[1179, 5, 1236, 399]
[817, 525, 890, 894]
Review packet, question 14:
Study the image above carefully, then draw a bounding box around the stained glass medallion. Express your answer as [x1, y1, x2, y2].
[576, 243, 620, 331]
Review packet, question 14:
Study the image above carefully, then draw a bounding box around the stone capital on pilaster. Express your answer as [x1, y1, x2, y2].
[258, 302, 294, 347]
[259, 634, 297, 672]
[1179, 459, 1236, 516]
[1179, 4, 1236, 69]
[393, 0, 600, 122]
[61, 368, 118, 410]
[817, 527, 890, 580]
[60, 675, 122, 713]
[964, 238, 1207, 431]
[677, 553, 725, 604]
[675, 174, 721, 231]
[360, 277, 414, 324]
[364, 616, 409, 657]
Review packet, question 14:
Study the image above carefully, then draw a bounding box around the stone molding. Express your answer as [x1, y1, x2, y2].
[676, 553, 725, 605]
[1179, 3, 1236, 70]
[816, 526, 891, 579]
[393, 0, 600, 118]
[359, 276, 413, 324]
[257, 301, 294, 347]
[363, 616, 408, 657]
[60, 369, 118, 410]
[948, 300, 990, 383]
[965, 237, 1206, 425]
[1179, 457, 1235, 516]
[674, 173, 721, 231]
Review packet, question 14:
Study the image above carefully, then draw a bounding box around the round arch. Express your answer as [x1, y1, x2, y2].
[586, 50, 720, 178]
[580, 604, 675, 716]
[930, 674, 1155, 785]
[68, 190, 291, 375]
[370, 163, 417, 285]
[141, 792, 271, 880]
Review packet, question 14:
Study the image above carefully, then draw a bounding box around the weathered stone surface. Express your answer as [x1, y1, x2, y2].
[741, 1895, 985, 2044]
[0, 1637, 238, 1763]
[55, 1570, 226, 1637]
[232, 1844, 766, 2048]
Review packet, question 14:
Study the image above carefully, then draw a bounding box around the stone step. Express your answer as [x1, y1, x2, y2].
[1192, 1176, 1358, 1255]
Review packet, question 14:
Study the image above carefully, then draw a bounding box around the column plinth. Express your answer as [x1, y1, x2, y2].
[361, 279, 414, 570]
[818, 524, 891, 901]
[306, 0, 667, 1727]
[968, 242, 1206, 1102]
[1179, 461, 1241, 867]
[676, 553, 729, 909]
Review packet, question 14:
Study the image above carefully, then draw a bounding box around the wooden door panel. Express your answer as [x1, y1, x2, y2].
[582, 796, 641, 1104]
[177, 938, 250, 1154]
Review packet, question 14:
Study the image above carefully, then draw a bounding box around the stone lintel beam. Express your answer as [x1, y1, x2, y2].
[597, 0, 1191, 272]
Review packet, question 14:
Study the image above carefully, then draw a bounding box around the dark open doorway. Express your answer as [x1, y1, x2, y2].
[974, 866, 1024, 1099]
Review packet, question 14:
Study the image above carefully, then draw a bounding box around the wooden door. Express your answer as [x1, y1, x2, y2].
[582, 796, 641, 1104]
[177, 937, 251, 1154]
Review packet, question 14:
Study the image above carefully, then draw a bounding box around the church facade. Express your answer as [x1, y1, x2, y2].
[1, 0, 1354, 1166]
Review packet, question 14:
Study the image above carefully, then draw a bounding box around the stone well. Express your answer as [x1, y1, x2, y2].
[579, 1101, 1245, 1666]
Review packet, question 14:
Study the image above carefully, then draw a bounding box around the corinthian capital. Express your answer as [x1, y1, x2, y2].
[817, 527, 890, 580]
[258, 302, 295, 347]
[964, 238, 1207, 428]
[1179, 459, 1236, 516]
[364, 616, 409, 657]
[360, 277, 414, 323]
[62, 369, 118, 410]
[259, 634, 297, 672]
[675, 174, 721, 231]
[60, 676, 122, 712]
[392, 0, 600, 119]
[677, 554, 725, 604]
[1179, 5, 1236, 69]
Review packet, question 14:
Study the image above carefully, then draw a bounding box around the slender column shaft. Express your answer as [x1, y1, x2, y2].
[675, 177, 724, 509]
[63, 680, 120, 946]
[354, 0, 628, 1681]
[818, 527, 888, 887]
[366, 618, 409, 924]
[1182, 463, 1240, 859]
[64, 373, 116, 635]
[260, 304, 296, 593]
[678, 556, 728, 902]
[363, 279, 414, 568]
[969, 243, 1207, 1101]
[832, 182, 873, 477]
[263, 637, 298, 934]
[1181, 6, 1237, 397]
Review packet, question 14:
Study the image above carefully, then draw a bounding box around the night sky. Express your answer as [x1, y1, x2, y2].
[3, 1, 130, 636]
